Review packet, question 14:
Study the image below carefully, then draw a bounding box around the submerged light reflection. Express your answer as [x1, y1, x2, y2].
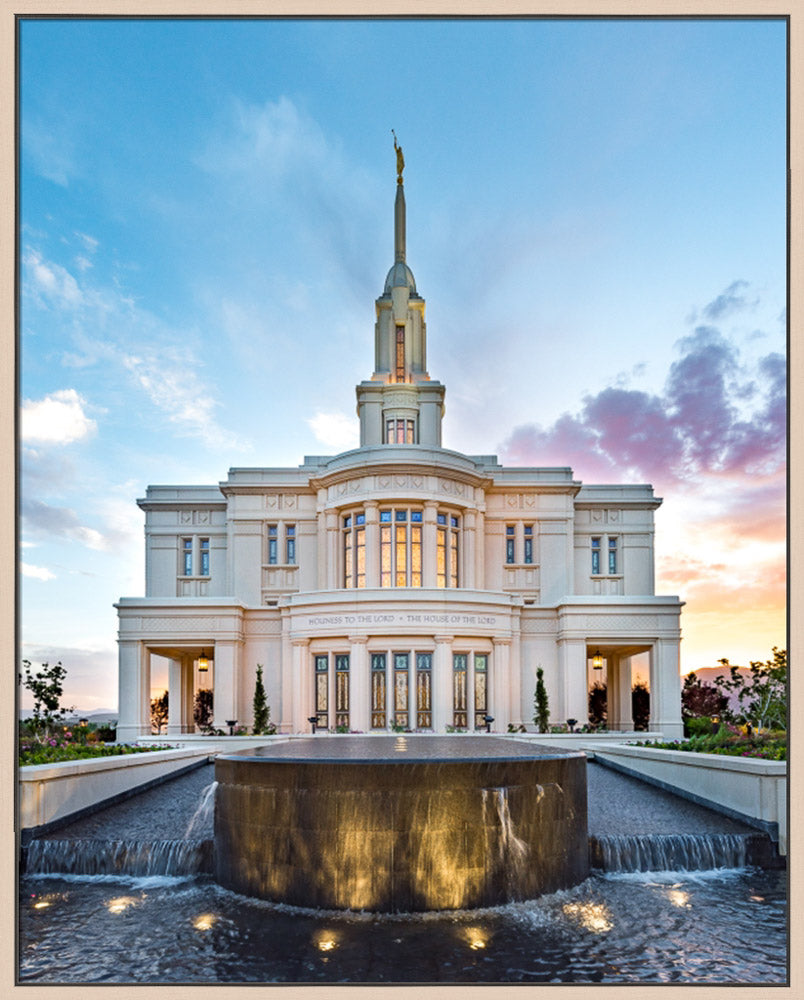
[562, 901, 613, 933]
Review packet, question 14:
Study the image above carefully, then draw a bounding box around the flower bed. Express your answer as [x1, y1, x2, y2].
[632, 728, 786, 761]
[20, 743, 173, 767]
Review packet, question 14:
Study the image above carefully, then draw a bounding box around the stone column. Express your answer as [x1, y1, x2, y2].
[423, 501, 438, 588]
[117, 640, 150, 742]
[182, 653, 195, 732]
[649, 639, 683, 739]
[316, 490, 328, 590]
[167, 657, 184, 735]
[462, 511, 476, 589]
[609, 653, 634, 732]
[325, 511, 339, 590]
[291, 638, 311, 733]
[432, 636, 453, 732]
[492, 637, 512, 730]
[558, 638, 588, 726]
[364, 502, 380, 589]
[475, 506, 486, 588]
[350, 636, 370, 732]
[408, 646, 417, 729]
[212, 641, 240, 731]
[279, 609, 293, 733]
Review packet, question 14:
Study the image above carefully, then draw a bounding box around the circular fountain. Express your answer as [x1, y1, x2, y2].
[214, 735, 588, 912]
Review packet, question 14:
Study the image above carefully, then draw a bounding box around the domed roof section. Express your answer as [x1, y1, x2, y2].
[384, 260, 417, 294]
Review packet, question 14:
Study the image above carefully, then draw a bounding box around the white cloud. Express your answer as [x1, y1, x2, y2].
[307, 411, 359, 452]
[21, 563, 56, 581]
[122, 352, 248, 452]
[21, 389, 97, 445]
[24, 249, 83, 307]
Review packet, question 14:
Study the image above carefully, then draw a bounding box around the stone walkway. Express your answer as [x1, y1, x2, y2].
[43, 757, 755, 842]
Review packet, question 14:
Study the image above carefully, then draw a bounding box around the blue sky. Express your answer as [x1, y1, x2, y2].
[19, 17, 787, 711]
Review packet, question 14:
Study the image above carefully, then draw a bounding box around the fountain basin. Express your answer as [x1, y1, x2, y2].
[214, 735, 588, 912]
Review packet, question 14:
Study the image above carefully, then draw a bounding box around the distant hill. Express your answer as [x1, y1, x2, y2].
[19, 709, 118, 723]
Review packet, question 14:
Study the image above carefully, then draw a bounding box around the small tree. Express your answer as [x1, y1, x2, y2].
[194, 688, 214, 732]
[588, 681, 607, 728]
[252, 664, 276, 734]
[708, 648, 787, 732]
[533, 667, 550, 733]
[631, 681, 650, 730]
[20, 660, 73, 738]
[682, 672, 730, 721]
[150, 690, 169, 734]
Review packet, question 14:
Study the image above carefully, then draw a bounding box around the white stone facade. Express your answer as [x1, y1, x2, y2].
[116, 162, 684, 742]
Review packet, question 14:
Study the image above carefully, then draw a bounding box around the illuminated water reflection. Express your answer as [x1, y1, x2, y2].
[19, 868, 786, 984]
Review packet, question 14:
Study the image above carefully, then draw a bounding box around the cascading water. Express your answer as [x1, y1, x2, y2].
[482, 786, 530, 891]
[185, 781, 218, 838]
[24, 838, 213, 878]
[590, 833, 752, 872]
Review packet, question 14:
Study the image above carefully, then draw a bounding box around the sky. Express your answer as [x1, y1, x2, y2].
[18, 16, 787, 712]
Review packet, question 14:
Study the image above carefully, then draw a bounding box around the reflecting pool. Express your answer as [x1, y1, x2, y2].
[19, 867, 786, 984]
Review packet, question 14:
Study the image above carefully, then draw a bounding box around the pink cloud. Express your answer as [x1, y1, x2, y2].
[499, 322, 785, 498]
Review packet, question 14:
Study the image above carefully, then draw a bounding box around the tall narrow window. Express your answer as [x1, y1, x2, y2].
[474, 654, 488, 729]
[416, 652, 432, 729]
[314, 655, 329, 729]
[182, 538, 193, 576]
[436, 513, 460, 588]
[453, 654, 468, 728]
[384, 417, 416, 444]
[286, 525, 296, 564]
[411, 511, 422, 587]
[380, 510, 392, 587]
[268, 525, 278, 565]
[200, 538, 210, 576]
[342, 514, 366, 588]
[449, 515, 459, 587]
[524, 525, 533, 565]
[591, 537, 601, 575]
[371, 653, 387, 729]
[379, 507, 423, 587]
[343, 516, 353, 586]
[395, 509, 407, 586]
[608, 537, 618, 575]
[437, 514, 447, 588]
[335, 654, 349, 729]
[506, 525, 516, 564]
[394, 653, 409, 729]
[395, 325, 405, 382]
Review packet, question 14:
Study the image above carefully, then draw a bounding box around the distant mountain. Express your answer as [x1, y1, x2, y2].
[19, 709, 118, 723]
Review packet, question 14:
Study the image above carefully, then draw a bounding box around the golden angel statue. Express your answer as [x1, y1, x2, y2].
[392, 129, 404, 181]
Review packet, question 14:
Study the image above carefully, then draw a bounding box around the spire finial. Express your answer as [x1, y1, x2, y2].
[392, 129, 404, 184]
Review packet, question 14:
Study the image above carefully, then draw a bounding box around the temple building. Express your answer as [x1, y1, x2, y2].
[115, 146, 684, 742]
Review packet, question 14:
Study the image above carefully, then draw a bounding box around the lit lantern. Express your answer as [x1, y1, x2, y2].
[198, 650, 210, 672]
[592, 649, 604, 671]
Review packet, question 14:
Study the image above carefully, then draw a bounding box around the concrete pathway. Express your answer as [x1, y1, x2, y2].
[42, 757, 755, 843]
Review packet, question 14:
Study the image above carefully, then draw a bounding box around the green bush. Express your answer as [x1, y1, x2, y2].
[685, 716, 716, 738]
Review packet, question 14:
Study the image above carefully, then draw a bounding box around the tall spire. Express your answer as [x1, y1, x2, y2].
[392, 130, 406, 262]
[355, 139, 445, 449]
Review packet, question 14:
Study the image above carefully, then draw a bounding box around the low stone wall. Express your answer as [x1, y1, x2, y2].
[592, 744, 787, 854]
[19, 747, 213, 839]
